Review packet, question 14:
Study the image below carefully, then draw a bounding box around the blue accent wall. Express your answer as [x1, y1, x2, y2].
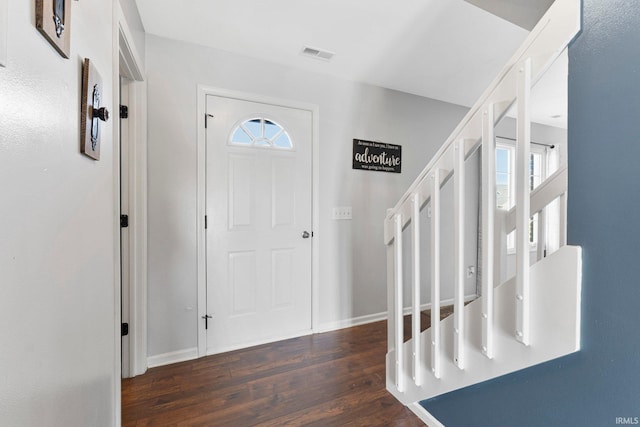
[420, 1, 640, 425]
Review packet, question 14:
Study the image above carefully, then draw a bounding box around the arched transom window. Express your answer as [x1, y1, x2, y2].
[230, 118, 293, 149]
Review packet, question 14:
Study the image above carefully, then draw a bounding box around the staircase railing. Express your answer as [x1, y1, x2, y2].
[385, 0, 580, 402]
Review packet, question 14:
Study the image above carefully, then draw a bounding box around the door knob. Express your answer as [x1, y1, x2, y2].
[302, 231, 310, 239]
[93, 106, 110, 121]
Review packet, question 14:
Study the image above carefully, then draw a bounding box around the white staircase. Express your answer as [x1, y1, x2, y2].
[388, 245, 581, 405]
[384, 0, 582, 417]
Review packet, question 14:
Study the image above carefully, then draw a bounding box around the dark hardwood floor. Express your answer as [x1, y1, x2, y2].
[122, 310, 452, 426]
[403, 305, 454, 343]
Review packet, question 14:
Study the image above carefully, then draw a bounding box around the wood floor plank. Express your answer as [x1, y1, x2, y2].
[123, 318, 429, 426]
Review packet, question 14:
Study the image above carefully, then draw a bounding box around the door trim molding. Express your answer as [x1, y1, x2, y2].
[117, 2, 148, 380]
[120, 77, 148, 378]
[111, 3, 121, 424]
[196, 86, 320, 357]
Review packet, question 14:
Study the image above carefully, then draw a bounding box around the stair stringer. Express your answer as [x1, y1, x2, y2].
[387, 245, 582, 405]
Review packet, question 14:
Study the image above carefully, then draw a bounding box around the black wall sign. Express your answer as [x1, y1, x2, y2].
[352, 139, 402, 173]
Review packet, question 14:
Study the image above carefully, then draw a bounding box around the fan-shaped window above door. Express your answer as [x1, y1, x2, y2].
[230, 118, 293, 149]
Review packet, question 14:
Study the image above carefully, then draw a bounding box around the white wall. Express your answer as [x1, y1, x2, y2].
[118, 0, 145, 65]
[0, 1, 117, 426]
[145, 34, 470, 357]
[400, 150, 481, 309]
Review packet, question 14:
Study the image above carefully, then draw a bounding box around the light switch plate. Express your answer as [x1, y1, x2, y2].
[332, 207, 352, 220]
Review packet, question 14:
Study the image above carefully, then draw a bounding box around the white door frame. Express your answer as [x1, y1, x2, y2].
[120, 77, 131, 379]
[111, 3, 121, 423]
[196, 86, 320, 357]
[115, 2, 148, 382]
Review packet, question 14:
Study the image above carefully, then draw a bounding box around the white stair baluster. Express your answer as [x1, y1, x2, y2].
[411, 194, 422, 386]
[394, 214, 405, 392]
[481, 106, 495, 359]
[453, 140, 465, 369]
[537, 209, 547, 261]
[386, 212, 395, 356]
[430, 169, 441, 378]
[516, 58, 532, 346]
[559, 192, 567, 247]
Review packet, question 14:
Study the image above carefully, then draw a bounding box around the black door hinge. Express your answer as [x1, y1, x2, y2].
[120, 105, 129, 119]
[205, 215, 208, 229]
[205, 114, 214, 128]
[120, 214, 129, 228]
[121, 323, 129, 336]
[202, 314, 212, 330]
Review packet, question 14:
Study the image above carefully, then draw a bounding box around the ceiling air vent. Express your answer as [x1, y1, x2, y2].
[301, 46, 334, 61]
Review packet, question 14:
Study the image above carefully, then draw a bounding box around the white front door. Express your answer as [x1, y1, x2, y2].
[205, 95, 313, 355]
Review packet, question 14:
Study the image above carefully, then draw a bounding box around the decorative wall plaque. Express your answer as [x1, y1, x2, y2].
[36, 0, 71, 58]
[80, 58, 109, 160]
[352, 139, 402, 173]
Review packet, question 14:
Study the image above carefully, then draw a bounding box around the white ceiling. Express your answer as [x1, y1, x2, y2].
[464, 0, 555, 30]
[134, 0, 532, 107]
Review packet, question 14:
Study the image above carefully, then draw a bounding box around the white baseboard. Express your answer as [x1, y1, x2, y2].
[147, 347, 198, 368]
[408, 402, 445, 427]
[317, 294, 478, 334]
[148, 295, 479, 368]
[316, 311, 389, 333]
[403, 294, 478, 316]
[151, 330, 315, 367]
[205, 329, 313, 357]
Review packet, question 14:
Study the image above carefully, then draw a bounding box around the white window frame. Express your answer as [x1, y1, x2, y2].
[229, 116, 295, 151]
[497, 138, 556, 254]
